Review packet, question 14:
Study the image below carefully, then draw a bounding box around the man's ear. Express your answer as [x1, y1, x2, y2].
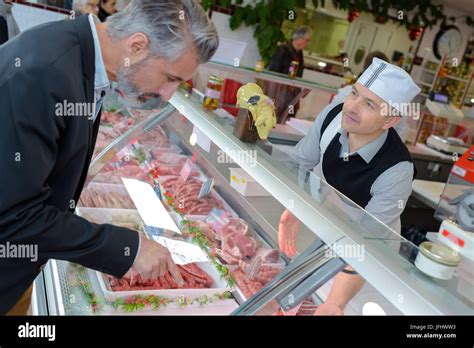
[125, 33, 150, 59]
[382, 115, 401, 130]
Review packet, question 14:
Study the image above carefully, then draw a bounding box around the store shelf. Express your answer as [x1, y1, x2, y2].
[444, 74, 470, 82]
[204, 61, 338, 93]
[418, 81, 433, 87]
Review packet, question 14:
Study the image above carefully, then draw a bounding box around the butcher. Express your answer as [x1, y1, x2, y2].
[0, 0, 218, 315]
[278, 58, 421, 315]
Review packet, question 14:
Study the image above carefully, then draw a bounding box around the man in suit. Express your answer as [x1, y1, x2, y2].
[0, 0, 219, 314]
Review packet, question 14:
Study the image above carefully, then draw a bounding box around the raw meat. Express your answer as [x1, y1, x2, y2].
[253, 247, 280, 264]
[137, 125, 170, 146]
[232, 269, 264, 298]
[220, 224, 257, 259]
[296, 299, 319, 316]
[158, 176, 224, 216]
[106, 263, 214, 291]
[231, 262, 283, 298]
[211, 247, 239, 265]
[79, 187, 135, 209]
[94, 165, 150, 184]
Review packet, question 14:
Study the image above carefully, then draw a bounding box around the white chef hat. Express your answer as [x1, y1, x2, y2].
[356, 57, 421, 116]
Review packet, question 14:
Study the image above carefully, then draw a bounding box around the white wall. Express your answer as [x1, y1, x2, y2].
[209, 11, 261, 67]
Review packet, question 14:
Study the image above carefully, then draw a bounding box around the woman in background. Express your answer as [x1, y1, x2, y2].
[98, 0, 116, 21]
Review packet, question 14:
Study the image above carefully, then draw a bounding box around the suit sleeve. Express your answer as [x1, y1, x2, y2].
[267, 46, 285, 73]
[0, 65, 139, 278]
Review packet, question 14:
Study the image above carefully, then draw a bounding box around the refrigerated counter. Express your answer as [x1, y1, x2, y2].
[33, 89, 474, 316]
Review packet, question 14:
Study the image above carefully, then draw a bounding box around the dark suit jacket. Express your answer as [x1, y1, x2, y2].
[267, 41, 304, 78]
[0, 15, 139, 314]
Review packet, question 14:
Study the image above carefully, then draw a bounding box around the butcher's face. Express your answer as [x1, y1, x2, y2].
[116, 42, 198, 104]
[342, 83, 400, 135]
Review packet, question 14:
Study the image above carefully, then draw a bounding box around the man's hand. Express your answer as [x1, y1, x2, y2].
[129, 236, 184, 286]
[278, 209, 301, 257]
[314, 302, 344, 316]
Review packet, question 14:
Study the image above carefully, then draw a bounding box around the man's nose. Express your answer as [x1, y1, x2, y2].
[347, 96, 363, 113]
[158, 83, 181, 102]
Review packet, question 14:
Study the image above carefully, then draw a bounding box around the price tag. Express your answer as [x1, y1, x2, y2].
[198, 178, 215, 199]
[205, 208, 230, 232]
[180, 159, 194, 182]
[193, 125, 211, 152]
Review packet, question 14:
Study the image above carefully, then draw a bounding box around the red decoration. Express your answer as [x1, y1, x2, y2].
[409, 26, 424, 41]
[348, 9, 360, 23]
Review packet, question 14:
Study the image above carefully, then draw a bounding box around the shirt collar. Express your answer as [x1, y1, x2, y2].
[337, 128, 388, 163]
[88, 14, 109, 91]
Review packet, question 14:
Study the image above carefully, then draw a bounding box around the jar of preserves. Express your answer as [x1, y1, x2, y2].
[288, 60, 299, 79]
[255, 60, 265, 72]
[202, 75, 224, 110]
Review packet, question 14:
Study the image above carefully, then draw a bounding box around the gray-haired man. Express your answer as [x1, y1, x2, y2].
[266, 25, 313, 121]
[0, 0, 218, 314]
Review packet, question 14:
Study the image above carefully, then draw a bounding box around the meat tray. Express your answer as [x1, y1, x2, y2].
[75, 207, 146, 235]
[78, 182, 136, 210]
[96, 261, 231, 302]
[157, 175, 238, 218]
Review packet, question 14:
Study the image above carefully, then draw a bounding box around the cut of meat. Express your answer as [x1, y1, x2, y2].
[106, 263, 214, 291]
[79, 186, 135, 209]
[231, 262, 283, 298]
[158, 176, 225, 216]
[232, 269, 264, 298]
[220, 225, 257, 259]
[212, 247, 239, 265]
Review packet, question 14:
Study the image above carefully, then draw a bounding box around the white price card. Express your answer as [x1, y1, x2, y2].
[198, 178, 215, 199]
[121, 178, 180, 234]
[152, 236, 209, 265]
[180, 159, 194, 182]
[192, 125, 212, 152]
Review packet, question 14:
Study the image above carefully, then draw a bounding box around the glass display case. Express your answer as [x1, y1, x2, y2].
[33, 88, 474, 316]
[197, 61, 339, 125]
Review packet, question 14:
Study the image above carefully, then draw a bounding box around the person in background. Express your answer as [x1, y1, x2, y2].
[0, 0, 20, 44]
[98, 0, 116, 22]
[268, 25, 312, 78]
[265, 25, 313, 122]
[72, 0, 100, 15]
